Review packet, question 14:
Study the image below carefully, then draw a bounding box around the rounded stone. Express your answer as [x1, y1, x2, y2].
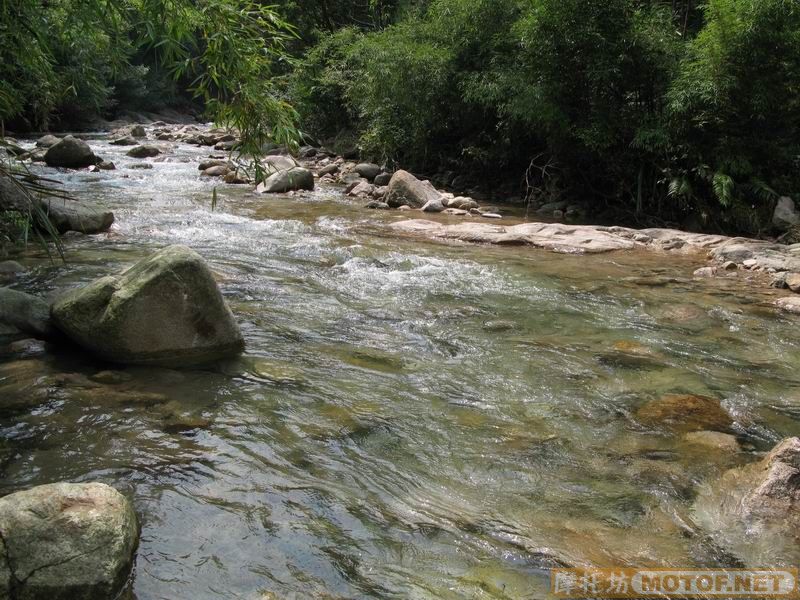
[0, 482, 138, 600]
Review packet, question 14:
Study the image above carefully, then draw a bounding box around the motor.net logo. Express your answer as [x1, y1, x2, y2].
[551, 569, 799, 598]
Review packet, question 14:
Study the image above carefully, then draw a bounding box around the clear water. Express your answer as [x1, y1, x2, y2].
[2, 137, 800, 599]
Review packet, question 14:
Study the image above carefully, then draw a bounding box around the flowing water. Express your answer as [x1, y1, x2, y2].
[2, 136, 800, 599]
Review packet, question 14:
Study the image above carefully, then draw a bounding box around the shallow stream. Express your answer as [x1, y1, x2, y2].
[2, 136, 799, 599]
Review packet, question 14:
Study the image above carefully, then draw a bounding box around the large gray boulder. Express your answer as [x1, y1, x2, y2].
[43, 136, 98, 169]
[385, 170, 442, 208]
[37, 198, 114, 234]
[773, 196, 800, 230]
[51, 245, 244, 367]
[693, 437, 800, 566]
[0, 482, 138, 600]
[0, 288, 53, 338]
[354, 163, 381, 182]
[0, 178, 114, 234]
[256, 167, 314, 193]
[0, 178, 113, 235]
[261, 155, 299, 176]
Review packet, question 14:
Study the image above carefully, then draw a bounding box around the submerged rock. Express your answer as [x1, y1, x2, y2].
[0, 482, 138, 600]
[636, 393, 733, 433]
[693, 437, 800, 566]
[683, 430, 740, 453]
[0, 287, 53, 338]
[51, 245, 244, 367]
[43, 136, 98, 169]
[385, 170, 442, 209]
[256, 167, 314, 193]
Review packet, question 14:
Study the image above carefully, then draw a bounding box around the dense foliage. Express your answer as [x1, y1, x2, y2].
[0, 0, 299, 155]
[0, 0, 302, 255]
[2, 0, 798, 233]
[289, 0, 800, 232]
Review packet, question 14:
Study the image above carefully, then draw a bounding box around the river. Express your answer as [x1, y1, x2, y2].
[1, 134, 799, 599]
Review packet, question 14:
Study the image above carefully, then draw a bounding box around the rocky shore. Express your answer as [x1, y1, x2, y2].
[2, 118, 800, 596]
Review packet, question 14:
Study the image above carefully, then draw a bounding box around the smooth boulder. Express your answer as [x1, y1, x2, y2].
[0, 177, 113, 235]
[354, 163, 381, 182]
[38, 197, 114, 234]
[0, 482, 138, 600]
[262, 155, 299, 175]
[43, 136, 98, 169]
[422, 198, 445, 213]
[0, 288, 53, 338]
[385, 170, 442, 208]
[51, 245, 244, 367]
[256, 167, 314, 193]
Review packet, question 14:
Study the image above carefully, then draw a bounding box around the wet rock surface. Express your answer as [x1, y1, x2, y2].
[0, 288, 53, 339]
[51, 245, 244, 367]
[43, 136, 98, 169]
[0, 482, 138, 600]
[636, 394, 733, 433]
[693, 437, 800, 566]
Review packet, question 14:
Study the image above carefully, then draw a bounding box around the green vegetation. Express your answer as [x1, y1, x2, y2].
[0, 0, 300, 253]
[0, 0, 299, 150]
[1, 0, 799, 234]
[289, 0, 800, 233]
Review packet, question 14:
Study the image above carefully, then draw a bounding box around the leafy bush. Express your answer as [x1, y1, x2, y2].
[290, 0, 800, 232]
[668, 0, 800, 230]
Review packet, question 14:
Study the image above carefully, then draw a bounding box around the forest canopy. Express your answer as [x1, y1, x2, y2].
[2, 0, 799, 233]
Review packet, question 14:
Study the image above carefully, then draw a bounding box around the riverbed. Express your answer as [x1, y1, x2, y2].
[2, 134, 800, 599]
